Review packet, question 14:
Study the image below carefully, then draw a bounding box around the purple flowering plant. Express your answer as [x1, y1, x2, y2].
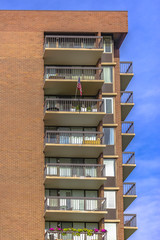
[101, 229, 107, 233]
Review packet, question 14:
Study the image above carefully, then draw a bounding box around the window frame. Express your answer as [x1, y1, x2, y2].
[103, 159, 115, 177]
[104, 191, 116, 209]
[103, 36, 112, 53]
[103, 97, 113, 114]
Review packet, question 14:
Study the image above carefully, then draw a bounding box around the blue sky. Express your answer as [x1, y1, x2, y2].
[1, 0, 160, 239]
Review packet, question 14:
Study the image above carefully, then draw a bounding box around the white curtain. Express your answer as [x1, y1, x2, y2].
[60, 167, 71, 177]
[85, 191, 97, 210]
[84, 128, 96, 141]
[85, 167, 97, 177]
[104, 223, 117, 240]
[103, 159, 115, 177]
[71, 69, 83, 80]
[104, 191, 116, 209]
[72, 190, 84, 210]
[70, 128, 83, 144]
[103, 67, 113, 83]
[47, 166, 57, 175]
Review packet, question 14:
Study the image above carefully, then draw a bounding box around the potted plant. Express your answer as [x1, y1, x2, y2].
[92, 106, 97, 112]
[87, 106, 92, 112]
[76, 105, 80, 111]
[81, 104, 87, 112]
[70, 106, 76, 112]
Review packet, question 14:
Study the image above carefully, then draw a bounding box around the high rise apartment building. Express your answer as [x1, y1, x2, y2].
[0, 11, 137, 240]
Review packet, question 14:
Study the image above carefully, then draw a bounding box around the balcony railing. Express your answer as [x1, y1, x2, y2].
[44, 131, 104, 145]
[121, 122, 134, 134]
[124, 214, 137, 227]
[120, 62, 133, 73]
[44, 35, 103, 49]
[45, 230, 107, 240]
[44, 99, 104, 113]
[44, 66, 103, 81]
[45, 196, 106, 211]
[123, 152, 135, 164]
[121, 91, 133, 104]
[123, 183, 136, 195]
[45, 163, 105, 178]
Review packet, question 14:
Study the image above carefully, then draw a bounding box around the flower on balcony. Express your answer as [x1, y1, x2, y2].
[101, 229, 107, 233]
[48, 228, 107, 236]
[56, 227, 62, 231]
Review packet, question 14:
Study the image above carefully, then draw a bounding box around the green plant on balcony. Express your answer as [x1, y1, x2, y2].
[70, 106, 76, 112]
[49, 228, 107, 236]
[87, 106, 92, 112]
[76, 105, 80, 111]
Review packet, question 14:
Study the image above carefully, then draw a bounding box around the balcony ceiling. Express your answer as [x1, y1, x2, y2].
[120, 74, 134, 91]
[45, 177, 106, 189]
[44, 144, 106, 158]
[44, 111, 106, 126]
[45, 210, 106, 222]
[44, 48, 103, 65]
[44, 79, 104, 96]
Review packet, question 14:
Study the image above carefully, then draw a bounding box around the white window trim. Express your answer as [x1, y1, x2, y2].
[104, 191, 116, 209]
[103, 97, 113, 114]
[104, 36, 112, 53]
[103, 159, 115, 177]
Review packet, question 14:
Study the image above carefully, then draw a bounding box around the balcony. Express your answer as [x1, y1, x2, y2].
[44, 130, 106, 158]
[121, 91, 134, 121]
[44, 98, 105, 126]
[45, 230, 107, 240]
[44, 163, 106, 189]
[122, 152, 136, 180]
[44, 35, 104, 65]
[124, 214, 138, 239]
[44, 66, 104, 95]
[120, 62, 134, 91]
[45, 196, 107, 221]
[123, 183, 137, 210]
[121, 122, 135, 151]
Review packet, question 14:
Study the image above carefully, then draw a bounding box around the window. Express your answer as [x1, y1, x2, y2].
[104, 128, 114, 145]
[104, 191, 116, 208]
[103, 98, 113, 113]
[103, 159, 115, 176]
[104, 223, 117, 240]
[104, 37, 112, 53]
[103, 67, 113, 83]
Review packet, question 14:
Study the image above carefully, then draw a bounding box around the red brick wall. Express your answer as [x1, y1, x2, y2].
[0, 10, 128, 33]
[0, 31, 44, 239]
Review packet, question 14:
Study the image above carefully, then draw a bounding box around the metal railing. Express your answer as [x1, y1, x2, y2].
[44, 130, 104, 145]
[45, 196, 106, 211]
[122, 152, 135, 164]
[124, 214, 137, 227]
[120, 62, 133, 73]
[121, 91, 133, 103]
[121, 122, 134, 134]
[44, 66, 103, 80]
[44, 99, 104, 113]
[123, 183, 136, 195]
[44, 163, 105, 178]
[45, 230, 107, 240]
[44, 35, 103, 49]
